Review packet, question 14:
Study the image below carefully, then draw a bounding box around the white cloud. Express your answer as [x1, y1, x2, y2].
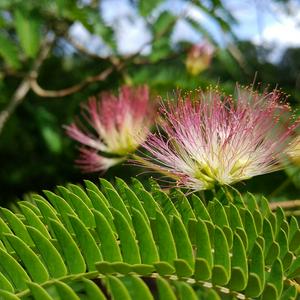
[254, 13, 300, 47]
[171, 19, 201, 44]
[252, 8, 300, 62]
[69, 22, 111, 57]
[101, 0, 152, 55]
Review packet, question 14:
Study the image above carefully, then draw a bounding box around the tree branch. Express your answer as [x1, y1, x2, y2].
[30, 66, 114, 97]
[0, 38, 54, 134]
[29, 11, 183, 98]
[269, 199, 300, 211]
[66, 35, 110, 61]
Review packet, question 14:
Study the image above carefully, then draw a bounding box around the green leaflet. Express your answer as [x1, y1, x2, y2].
[121, 275, 153, 300]
[81, 278, 106, 300]
[227, 233, 248, 291]
[27, 226, 67, 278]
[208, 198, 229, 228]
[174, 259, 193, 277]
[212, 227, 231, 285]
[171, 215, 194, 268]
[5, 234, 49, 283]
[132, 208, 159, 264]
[0, 248, 30, 291]
[116, 178, 149, 223]
[43, 190, 76, 233]
[69, 215, 103, 270]
[18, 204, 51, 239]
[154, 210, 177, 264]
[85, 180, 109, 206]
[267, 259, 283, 297]
[108, 276, 132, 300]
[104, 188, 132, 226]
[27, 282, 52, 300]
[112, 209, 141, 264]
[0, 290, 20, 300]
[195, 219, 213, 271]
[157, 276, 177, 300]
[134, 188, 160, 219]
[50, 219, 86, 274]
[177, 281, 198, 300]
[191, 194, 211, 221]
[93, 210, 122, 262]
[0, 271, 14, 293]
[57, 186, 95, 228]
[241, 208, 257, 252]
[68, 183, 93, 208]
[245, 242, 265, 297]
[171, 189, 196, 225]
[86, 189, 115, 231]
[54, 280, 81, 300]
[0, 208, 33, 246]
[152, 189, 180, 217]
[34, 196, 61, 238]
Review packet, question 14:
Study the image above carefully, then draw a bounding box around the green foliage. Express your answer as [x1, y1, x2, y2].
[0, 178, 298, 299]
[14, 9, 41, 58]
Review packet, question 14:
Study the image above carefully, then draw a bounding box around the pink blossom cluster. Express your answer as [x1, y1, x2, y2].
[136, 87, 299, 191]
[65, 85, 153, 172]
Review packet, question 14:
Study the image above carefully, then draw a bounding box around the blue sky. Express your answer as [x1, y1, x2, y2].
[71, 0, 300, 62]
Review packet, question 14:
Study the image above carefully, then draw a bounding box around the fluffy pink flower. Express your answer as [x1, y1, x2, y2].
[136, 87, 299, 191]
[186, 42, 214, 75]
[65, 85, 154, 172]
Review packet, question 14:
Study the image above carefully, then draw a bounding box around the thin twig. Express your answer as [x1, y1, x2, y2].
[30, 66, 114, 97]
[0, 79, 31, 133]
[269, 199, 300, 211]
[0, 37, 54, 134]
[284, 210, 300, 217]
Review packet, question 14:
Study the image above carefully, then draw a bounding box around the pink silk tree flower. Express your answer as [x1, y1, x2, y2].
[135, 87, 299, 191]
[65, 85, 154, 172]
[185, 42, 214, 76]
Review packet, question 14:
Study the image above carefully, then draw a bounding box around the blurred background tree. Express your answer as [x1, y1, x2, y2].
[0, 0, 299, 205]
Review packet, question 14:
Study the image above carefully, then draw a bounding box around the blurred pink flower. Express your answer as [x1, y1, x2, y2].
[185, 42, 214, 76]
[65, 85, 154, 172]
[136, 87, 299, 191]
